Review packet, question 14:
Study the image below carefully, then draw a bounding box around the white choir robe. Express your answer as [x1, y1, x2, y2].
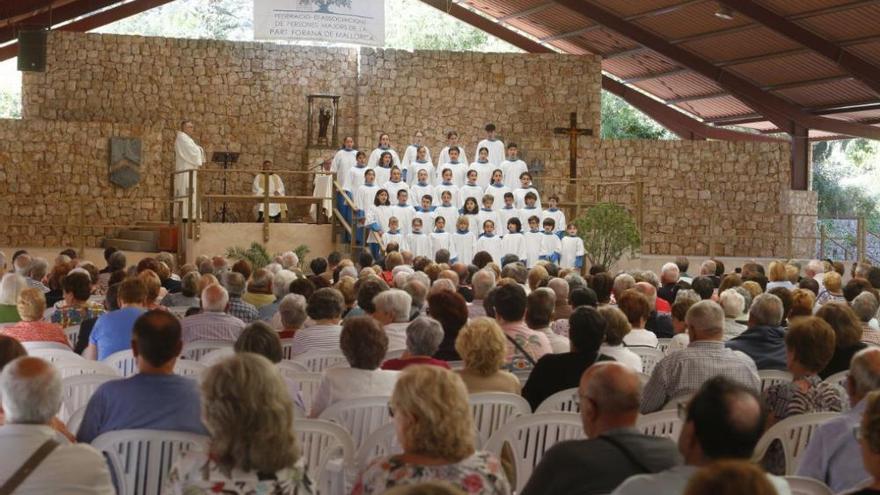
[475, 138, 506, 167]
[500, 232, 527, 262]
[474, 234, 503, 263]
[524, 230, 544, 267]
[174, 131, 205, 219]
[514, 186, 543, 210]
[476, 209, 501, 236]
[407, 231, 433, 259]
[410, 183, 434, 206]
[543, 208, 567, 234]
[383, 230, 407, 252]
[365, 205, 394, 246]
[484, 183, 511, 211]
[467, 161, 494, 189]
[458, 183, 484, 209]
[560, 235, 586, 269]
[540, 231, 562, 262]
[355, 184, 380, 214]
[519, 206, 543, 227]
[433, 205, 460, 229]
[383, 180, 409, 204]
[452, 230, 477, 266]
[400, 145, 432, 181]
[252, 173, 287, 217]
[462, 214, 481, 236]
[501, 159, 528, 190]
[374, 166, 392, 187]
[438, 146, 469, 169]
[408, 160, 435, 186]
[433, 183, 459, 207]
[413, 208, 436, 233]
[435, 162, 467, 187]
[367, 147, 401, 169]
[390, 204, 415, 235]
[430, 231, 457, 262]
[347, 166, 370, 194]
[331, 148, 358, 192]
[498, 207, 520, 236]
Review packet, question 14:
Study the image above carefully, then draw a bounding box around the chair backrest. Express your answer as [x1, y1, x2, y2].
[64, 325, 81, 348]
[630, 347, 665, 376]
[318, 396, 393, 449]
[103, 349, 138, 377]
[384, 348, 406, 360]
[280, 338, 295, 360]
[823, 370, 849, 391]
[276, 367, 323, 415]
[662, 393, 694, 411]
[67, 406, 86, 435]
[469, 393, 532, 446]
[165, 306, 191, 319]
[197, 347, 235, 366]
[173, 359, 206, 379]
[636, 409, 683, 441]
[353, 422, 401, 472]
[92, 429, 209, 495]
[637, 372, 650, 386]
[291, 350, 349, 373]
[29, 348, 84, 365]
[296, 419, 356, 494]
[447, 360, 465, 370]
[22, 341, 71, 352]
[657, 338, 672, 354]
[784, 475, 834, 495]
[752, 412, 839, 475]
[181, 340, 233, 361]
[61, 374, 118, 422]
[535, 387, 580, 414]
[485, 412, 585, 493]
[55, 359, 119, 379]
[758, 369, 794, 393]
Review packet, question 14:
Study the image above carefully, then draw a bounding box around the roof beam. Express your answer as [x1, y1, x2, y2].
[718, 0, 880, 96]
[622, 68, 691, 84]
[551, 0, 880, 139]
[0, 0, 121, 45]
[706, 100, 880, 125]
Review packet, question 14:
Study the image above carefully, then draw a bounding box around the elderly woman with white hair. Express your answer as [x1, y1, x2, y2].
[277, 293, 307, 340]
[719, 289, 747, 340]
[165, 353, 312, 494]
[372, 289, 413, 350]
[0, 273, 27, 323]
[352, 366, 510, 494]
[853, 291, 880, 346]
[257, 269, 298, 321]
[289, 288, 345, 355]
[382, 317, 450, 371]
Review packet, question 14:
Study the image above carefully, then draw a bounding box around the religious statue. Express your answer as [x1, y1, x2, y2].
[317, 106, 332, 146]
[307, 94, 340, 149]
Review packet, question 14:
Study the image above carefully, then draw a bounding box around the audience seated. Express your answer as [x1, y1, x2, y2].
[854, 292, 880, 346]
[633, 282, 674, 338]
[234, 321, 283, 363]
[382, 317, 449, 370]
[548, 277, 572, 322]
[77, 310, 207, 442]
[454, 317, 520, 394]
[718, 289, 747, 340]
[614, 376, 790, 495]
[373, 289, 413, 350]
[352, 366, 511, 494]
[2, 289, 70, 347]
[725, 293, 786, 371]
[241, 268, 275, 308]
[50, 271, 104, 327]
[290, 288, 344, 355]
[310, 316, 398, 417]
[181, 284, 245, 344]
[165, 353, 312, 494]
[0, 356, 114, 493]
[85, 277, 147, 360]
[522, 306, 610, 411]
[683, 460, 778, 495]
[526, 288, 569, 354]
[223, 272, 259, 323]
[817, 271, 846, 306]
[276, 293, 307, 339]
[597, 306, 643, 372]
[428, 290, 469, 361]
[161, 271, 201, 308]
[468, 270, 494, 318]
[0, 273, 26, 323]
[494, 284, 551, 372]
[257, 269, 297, 321]
[853, 390, 880, 495]
[345, 276, 388, 319]
[617, 289, 659, 348]
[817, 302, 868, 379]
[641, 301, 759, 413]
[522, 362, 680, 495]
[798, 348, 880, 491]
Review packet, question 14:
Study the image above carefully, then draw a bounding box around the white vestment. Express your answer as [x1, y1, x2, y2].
[452, 231, 476, 265]
[438, 146, 469, 169]
[253, 173, 287, 217]
[500, 232, 527, 261]
[174, 131, 205, 219]
[474, 234, 503, 262]
[368, 147, 401, 169]
[501, 159, 528, 190]
[430, 231, 457, 261]
[560, 235, 586, 269]
[400, 145, 432, 180]
[331, 148, 358, 192]
[475, 139, 506, 167]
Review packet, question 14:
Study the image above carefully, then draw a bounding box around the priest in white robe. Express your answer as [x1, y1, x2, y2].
[174, 120, 205, 220]
[253, 160, 287, 222]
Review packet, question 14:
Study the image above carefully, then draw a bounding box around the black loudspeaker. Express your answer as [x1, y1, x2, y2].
[17, 29, 47, 72]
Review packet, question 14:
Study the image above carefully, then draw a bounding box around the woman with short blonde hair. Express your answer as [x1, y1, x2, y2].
[454, 317, 520, 394]
[1, 288, 70, 348]
[788, 289, 816, 320]
[766, 261, 795, 291]
[353, 366, 510, 494]
[817, 271, 846, 306]
[138, 269, 164, 309]
[164, 353, 311, 494]
[597, 306, 642, 372]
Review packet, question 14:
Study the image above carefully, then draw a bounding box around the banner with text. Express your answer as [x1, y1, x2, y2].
[254, 0, 384, 47]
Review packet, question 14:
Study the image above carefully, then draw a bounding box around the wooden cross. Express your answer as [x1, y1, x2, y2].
[553, 112, 592, 181]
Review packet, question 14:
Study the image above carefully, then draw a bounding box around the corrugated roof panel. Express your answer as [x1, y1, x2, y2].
[632, 71, 723, 100]
[633, 1, 753, 40]
[588, 0, 701, 18]
[773, 79, 878, 108]
[796, 3, 880, 41]
[601, 52, 680, 79]
[578, 27, 641, 54]
[829, 108, 880, 122]
[674, 95, 755, 119]
[845, 40, 880, 66]
[728, 51, 845, 87]
[679, 26, 800, 63]
[462, 0, 542, 19]
[759, 0, 866, 16]
[508, 4, 595, 38]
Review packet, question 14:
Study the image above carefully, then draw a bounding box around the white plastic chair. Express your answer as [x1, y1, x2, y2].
[784, 475, 834, 495]
[61, 374, 118, 423]
[67, 406, 86, 435]
[181, 341, 232, 361]
[484, 412, 586, 493]
[384, 348, 406, 360]
[55, 359, 119, 379]
[469, 393, 532, 446]
[636, 409, 682, 441]
[165, 306, 191, 319]
[277, 368, 322, 415]
[535, 387, 580, 414]
[92, 429, 209, 495]
[64, 325, 81, 348]
[173, 359, 206, 379]
[277, 360, 309, 375]
[103, 349, 138, 377]
[292, 350, 349, 373]
[197, 347, 235, 366]
[759, 369, 794, 393]
[318, 396, 393, 449]
[29, 348, 84, 365]
[447, 360, 465, 370]
[662, 393, 694, 411]
[752, 412, 839, 475]
[630, 347, 665, 376]
[638, 372, 650, 386]
[823, 371, 849, 391]
[22, 341, 71, 352]
[657, 338, 672, 354]
[352, 422, 401, 472]
[280, 338, 295, 360]
[296, 419, 356, 495]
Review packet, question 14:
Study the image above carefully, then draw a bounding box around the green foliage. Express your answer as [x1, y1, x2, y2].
[225, 242, 272, 270]
[0, 89, 20, 119]
[600, 92, 673, 140]
[293, 244, 310, 268]
[812, 139, 880, 226]
[300, 0, 352, 12]
[384, 0, 517, 52]
[574, 203, 641, 269]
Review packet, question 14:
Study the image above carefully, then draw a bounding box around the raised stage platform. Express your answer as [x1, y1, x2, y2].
[185, 222, 335, 264]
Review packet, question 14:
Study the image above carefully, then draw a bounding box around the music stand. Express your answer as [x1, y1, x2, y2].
[211, 151, 239, 223]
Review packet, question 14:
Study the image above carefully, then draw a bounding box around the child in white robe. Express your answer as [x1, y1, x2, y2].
[354, 168, 379, 217]
[407, 146, 434, 186]
[500, 217, 527, 262]
[434, 190, 459, 226]
[400, 130, 431, 181]
[560, 223, 586, 270]
[475, 123, 505, 167]
[364, 188, 393, 259]
[542, 195, 567, 237]
[452, 216, 476, 267]
[459, 169, 484, 209]
[407, 218, 433, 259]
[523, 215, 544, 267]
[513, 171, 542, 210]
[367, 132, 401, 169]
[410, 168, 434, 206]
[430, 216, 457, 263]
[498, 193, 520, 237]
[373, 152, 394, 186]
[519, 192, 543, 228]
[500, 142, 528, 190]
[413, 195, 436, 232]
[347, 151, 369, 197]
[391, 190, 414, 235]
[433, 168, 459, 207]
[383, 166, 409, 202]
[437, 131, 469, 169]
[539, 218, 562, 264]
[460, 197, 481, 235]
[474, 219, 503, 263]
[382, 216, 407, 253]
[477, 195, 501, 237]
[484, 169, 510, 212]
[435, 146, 467, 188]
[467, 147, 494, 189]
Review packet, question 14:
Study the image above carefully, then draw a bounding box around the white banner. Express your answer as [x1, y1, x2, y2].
[254, 0, 385, 47]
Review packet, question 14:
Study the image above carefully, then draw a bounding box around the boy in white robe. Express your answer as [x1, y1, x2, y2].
[475, 123, 505, 167]
[383, 166, 409, 202]
[477, 195, 501, 237]
[410, 168, 434, 206]
[347, 151, 369, 196]
[390, 190, 414, 235]
[433, 168, 459, 207]
[474, 219, 503, 263]
[413, 194, 436, 231]
[430, 217, 457, 264]
[540, 218, 562, 264]
[542, 195, 567, 237]
[407, 218, 433, 259]
[514, 172, 542, 210]
[523, 215, 544, 267]
[518, 192, 542, 228]
[435, 147, 467, 187]
[560, 223, 586, 270]
[459, 169, 484, 209]
[408, 146, 434, 186]
[498, 193, 520, 237]
[468, 147, 494, 189]
[174, 120, 205, 220]
[437, 130, 469, 169]
[367, 132, 401, 169]
[500, 217, 527, 262]
[484, 169, 510, 211]
[400, 130, 431, 181]
[500, 143, 528, 190]
[383, 217, 407, 253]
[452, 216, 476, 267]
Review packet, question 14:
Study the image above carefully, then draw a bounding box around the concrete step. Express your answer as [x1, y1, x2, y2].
[103, 238, 158, 252]
[134, 222, 173, 231]
[116, 229, 159, 242]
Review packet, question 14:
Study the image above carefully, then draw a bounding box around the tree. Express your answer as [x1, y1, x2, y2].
[299, 0, 352, 13]
[574, 203, 641, 269]
[601, 92, 672, 140]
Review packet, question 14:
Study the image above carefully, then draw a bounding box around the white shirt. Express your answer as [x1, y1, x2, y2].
[484, 183, 511, 211]
[622, 328, 659, 348]
[474, 234, 503, 262]
[252, 173, 286, 216]
[430, 231, 457, 261]
[500, 232, 527, 261]
[355, 184, 380, 213]
[400, 144, 431, 179]
[406, 232, 433, 259]
[174, 131, 205, 219]
[667, 333, 690, 354]
[311, 367, 400, 417]
[410, 183, 434, 206]
[467, 161, 495, 189]
[612, 465, 791, 495]
[539, 327, 571, 354]
[599, 344, 643, 372]
[560, 235, 586, 269]
[384, 322, 409, 350]
[0, 424, 114, 495]
[452, 231, 476, 266]
[390, 205, 414, 235]
[408, 161, 435, 186]
[290, 323, 342, 356]
[513, 186, 542, 210]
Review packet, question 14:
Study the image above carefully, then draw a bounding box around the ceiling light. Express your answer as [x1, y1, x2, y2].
[715, 5, 734, 20]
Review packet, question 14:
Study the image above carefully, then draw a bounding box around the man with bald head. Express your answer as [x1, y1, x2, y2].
[798, 347, 880, 491]
[0, 357, 114, 493]
[614, 376, 791, 495]
[633, 281, 674, 338]
[521, 362, 680, 495]
[180, 284, 245, 343]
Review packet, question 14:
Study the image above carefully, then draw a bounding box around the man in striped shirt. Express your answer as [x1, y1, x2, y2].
[180, 284, 244, 344]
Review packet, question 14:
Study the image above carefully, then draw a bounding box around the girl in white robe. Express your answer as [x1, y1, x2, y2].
[367, 132, 401, 169]
[374, 152, 394, 186]
[437, 131, 469, 168]
[408, 146, 435, 186]
[400, 131, 432, 181]
[383, 166, 409, 203]
[390, 190, 414, 235]
[452, 217, 476, 267]
[460, 197, 481, 235]
[364, 189, 393, 259]
[430, 216, 457, 263]
[433, 168, 459, 207]
[407, 218, 433, 259]
[500, 217, 527, 262]
[559, 223, 586, 269]
[468, 147, 494, 189]
[347, 152, 370, 196]
[459, 169, 484, 209]
[484, 169, 511, 211]
[434, 190, 459, 227]
[477, 195, 501, 237]
[354, 169, 379, 215]
[474, 219, 503, 263]
[410, 168, 434, 207]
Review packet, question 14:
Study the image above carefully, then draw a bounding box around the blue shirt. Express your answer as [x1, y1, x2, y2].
[76, 373, 208, 443]
[89, 307, 145, 360]
[797, 399, 870, 492]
